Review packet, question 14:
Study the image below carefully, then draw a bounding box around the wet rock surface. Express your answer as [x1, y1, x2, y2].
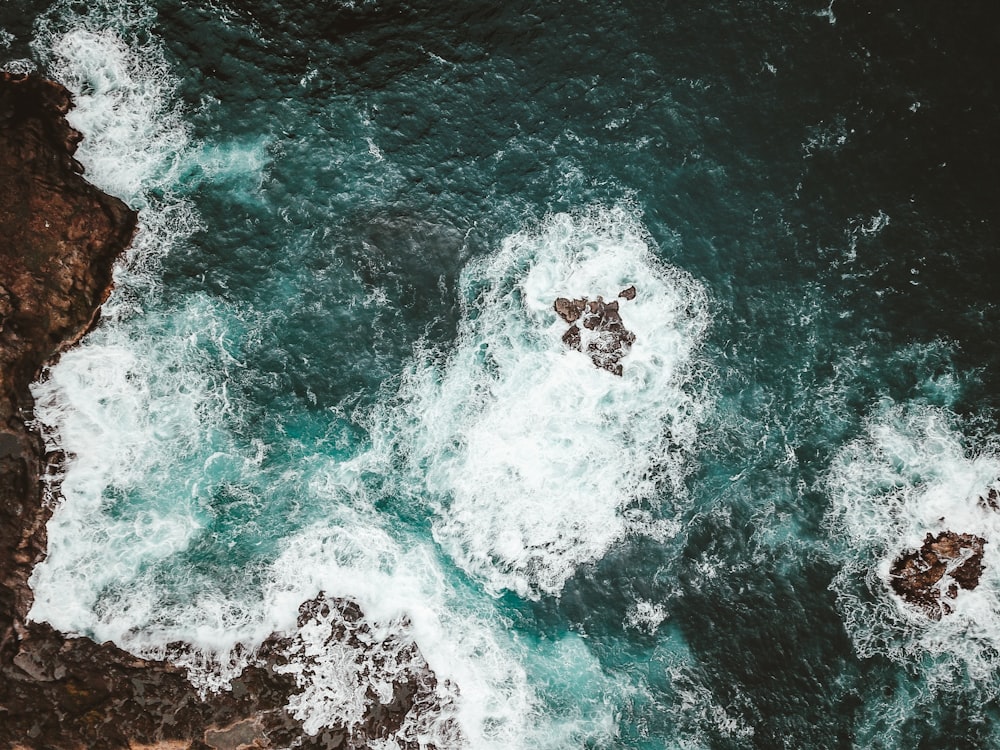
[889, 530, 987, 620]
[554, 287, 637, 376]
[1, 73, 447, 749]
[978, 486, 999, 512]
[267, 594, 463, 748]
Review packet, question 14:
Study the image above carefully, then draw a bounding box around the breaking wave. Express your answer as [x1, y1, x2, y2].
[366, 206, 712, 598]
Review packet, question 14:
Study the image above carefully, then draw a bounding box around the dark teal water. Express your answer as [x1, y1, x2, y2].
[4, 1, 1000, 747]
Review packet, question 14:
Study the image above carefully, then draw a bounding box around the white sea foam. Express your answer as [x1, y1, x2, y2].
[152, 491, 609, 749]
[32, 6, 200, 300]
[26, 306, 562, 747]
[28, 295, 243, 637]
[368, 206, 711, 598]
[261, 522, 540, 749]
[626, 599, 670, 634]
[639, 640, 757, 749]
[39, 29, 187, 204]
[516, 632, 621, 747]
[825, 403, 1000, 690]
[33, 394, 557, 749]
[26, 4, 228, 637]
[1, 58, 36, 74]
[0, 29, 36, 74]
[249, 457, 616, 749]
[671, 667, 755, 744]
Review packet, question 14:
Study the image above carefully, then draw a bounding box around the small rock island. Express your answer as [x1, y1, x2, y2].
[554, 285, 637, 376]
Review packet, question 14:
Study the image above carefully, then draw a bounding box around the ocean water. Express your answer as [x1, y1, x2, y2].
[3, 1, 1000, 747]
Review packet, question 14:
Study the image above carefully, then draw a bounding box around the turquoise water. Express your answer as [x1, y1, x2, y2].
[4, 1, 1000, 747]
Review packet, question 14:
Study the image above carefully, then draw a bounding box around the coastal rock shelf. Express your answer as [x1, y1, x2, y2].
[0, 72, 440, 750]
[554, 286, 637, 376]
[889, 530, 987, 620]
[270, 594, 463, 746]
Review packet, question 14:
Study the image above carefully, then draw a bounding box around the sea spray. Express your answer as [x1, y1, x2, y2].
[364, 206, 712, 598]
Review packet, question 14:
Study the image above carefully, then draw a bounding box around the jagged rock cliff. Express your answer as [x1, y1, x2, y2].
[889, 530, 987, 620]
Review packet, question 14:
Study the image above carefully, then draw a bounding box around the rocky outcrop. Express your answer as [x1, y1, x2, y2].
[1, 66, 134, 661]
[0, 72, 135, 415]
[978, 486, 999, 512]
[889, 530, 986, 620]
[268, 594, 463, 747]
[554, 287, 637, 376]
[1, 73, 450, 749]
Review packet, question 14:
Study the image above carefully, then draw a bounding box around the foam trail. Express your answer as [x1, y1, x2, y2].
[369, 206, 711, 598]
[826, 403, 1000, 691]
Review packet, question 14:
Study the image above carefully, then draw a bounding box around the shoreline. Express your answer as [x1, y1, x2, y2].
[0, 71, 442, 750]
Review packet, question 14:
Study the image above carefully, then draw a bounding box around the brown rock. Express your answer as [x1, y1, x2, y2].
[978, 486, 999, 511]
[1, 72, 136, 420]
[562, 324, 581, 349]
[1, 70, 138, 672]
[554, 297, 587, 324]
[889, 530, 987, 620]
[272, 594, 463, 748]
[553, 292, 636, 375]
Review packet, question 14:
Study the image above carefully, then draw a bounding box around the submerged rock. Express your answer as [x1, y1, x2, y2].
[554, 288, 637, 376]
[889, 530, 986, 620]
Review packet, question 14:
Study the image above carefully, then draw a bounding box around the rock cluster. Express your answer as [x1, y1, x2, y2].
[554, 286, 637, 375]
[269, 594, 463, 747]
[1, 72, 448, 749]
[889, 530, 986, 620]
[978, 486, 999, 511]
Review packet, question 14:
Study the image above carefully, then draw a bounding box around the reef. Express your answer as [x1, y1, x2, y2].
[889, 530, 986, 620]
[0, 72, 448, 749]
[554, 286, 637, 376]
